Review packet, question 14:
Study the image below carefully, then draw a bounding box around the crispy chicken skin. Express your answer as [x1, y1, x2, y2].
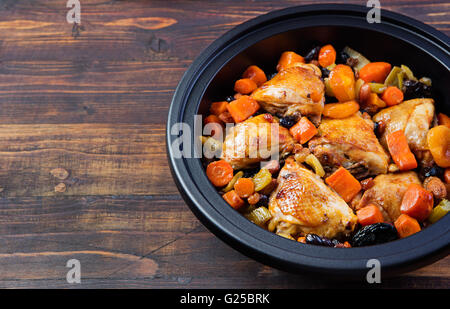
[357, 172, 421, 222]
[251, 65, 325, 124]
[268, 157, 357, 239]
[373, 98, 435, 164]
[309, 113, 389, 179]
[221, 114, 295, 169]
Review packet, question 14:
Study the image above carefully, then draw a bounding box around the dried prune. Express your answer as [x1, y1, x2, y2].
[338, 50, 350, 64]
[256, 194, 269, 207]
[304, 46, 320, 62]
[267, 72, 278, 80]
[279, 115, 297, 128]
[320, 67, 331, 78]
[420, 165, 444, 179]
[305, 234, 335, 247]
[352, 223, 398, 247]
[403, 80, 432, 99]
[225, 95, 235, 103]
[242, 168, 259, 178]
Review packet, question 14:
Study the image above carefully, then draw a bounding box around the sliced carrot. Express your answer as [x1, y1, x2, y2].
[242, 65, 267, 86]
[226, 95, 260, 123]
[357, 204, 384, 226]
[318, 44, 336, 68]
[382, 86, 404, 106]
[323, 100, 360, 119]
[289, 117, 318, 144]
[359, 62, 392, 83]
[427, 125, 450, 168]
[325, 167, 362, 202]
[445, 168, 450, 184]
[222, 190, 245, 209]
[234, 78, 257, 95]
[234, 92, 243, 100]
[329, 64, 356, 102]
[437, 113, 450, 128]
[395, 214, 421, 238]
[277, 51, 304, 71]
[297, 236, 306, 243]
[210, 101, 229, 116]
[400, 183, 434, 221]
[386, 130, 417, 171]
[206, 160, 234, 187]
[234, 177, 255, 198]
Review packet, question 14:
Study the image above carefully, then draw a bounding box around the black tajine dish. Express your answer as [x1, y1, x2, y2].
[167, 4, 450, 278]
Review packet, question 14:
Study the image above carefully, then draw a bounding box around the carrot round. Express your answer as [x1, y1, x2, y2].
[242, 65, 267, 86]
[289, 117, 318, 144]
[222, 190, 245, 209]
[234, 177, 255, 198]
[234, 78, 257, 94]
[210, 101, 229, 116]
[277, 51, 304, 71]
[400, 183, 433, 221]
[386, 130, 417, 171]
[394, 214, 421, 238]
[325, 166, 361, 202]
[227, 95, 260, 123]
[437, 113, 450, 128]
[323, 100, 360, 119]
[359, 62, 392, 83]
[206, 160, 234, 187]
[318, 44, 336, 68]
[329, 64, 356, 102]
[357, 204, 384, 226]
[382, 86, 404, 106]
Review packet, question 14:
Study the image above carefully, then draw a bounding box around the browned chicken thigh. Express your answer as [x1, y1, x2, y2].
[268, 157, 357, 239]
[251, 65, 325, 124]
[357, 172, 421, 222]
[373, 98, 435, 165]
[309, 113, 389, 179]
[221, 114, 295, 169]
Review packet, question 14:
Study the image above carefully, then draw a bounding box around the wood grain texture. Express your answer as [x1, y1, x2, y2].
[0, 0, 448, 288]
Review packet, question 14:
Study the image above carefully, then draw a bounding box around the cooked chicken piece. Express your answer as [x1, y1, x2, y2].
[251, 65, 325, 125]
[357, 172, 421, 222]
[221, 114, 295, 169]
[373, 98, 435, 164]
[268, 157, 357, 239]
[309, 113, 389, 179]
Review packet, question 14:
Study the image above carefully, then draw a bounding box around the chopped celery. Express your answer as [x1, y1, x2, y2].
[419, 77, 432, 86]
[384, 66, 401, 86]
[343, 46, 370, 71]
[397, 72, 404, 89]
[253, 168, 272, 191]
[326, 63, 336, 71]
[245, 207, 272, 226]
[305, 154, 325, 177]
[223, 171, 243, 193]
[401, 65, 417, 81]
[369, 83, 387, 94]
[324, 78, 334, 97]
[428, 199, 450, 223]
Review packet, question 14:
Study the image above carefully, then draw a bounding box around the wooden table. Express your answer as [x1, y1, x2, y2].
[0, 0, 448, 288]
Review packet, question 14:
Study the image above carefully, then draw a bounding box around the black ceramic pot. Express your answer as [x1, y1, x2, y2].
[167, 4, 450, 278]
